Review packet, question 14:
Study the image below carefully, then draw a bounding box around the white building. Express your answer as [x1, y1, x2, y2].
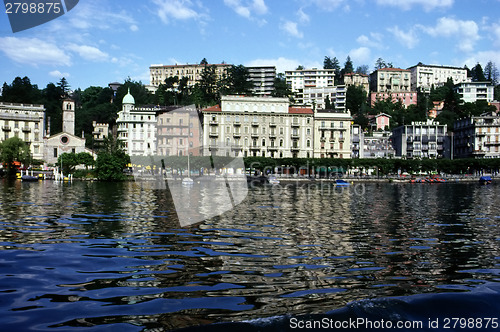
[392, 120, 447, 159]
[116, 89, 158, 156]
[0, 102, 45, 160]
[408, 63, 469, 92]
[453, 82, 495, 103]
[285, 68, 336, 92]
[297, 85, 346, 110]
[202, 95, 314, 158]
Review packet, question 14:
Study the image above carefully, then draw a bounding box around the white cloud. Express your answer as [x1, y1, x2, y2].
[152, 0, 205, 24]
[356, 32, 384, 49]
[375, 0, 453, 11]
[223, 0, 268, 24]
[66, 44, 109, 62]
[463, 51, 500, 69]
[419, 17, 479, 52]
[349, 47, 372, 65]
[297, 8, 310, 24]
[0, 37, 71, 67]
[130, 24, 139, 32]
[246, 57, 301, 74]
[280, 21, 303, 38]
[309, 0, 346, 11]
[488, 22, 500, 47]
[388, 26, 419, 49]
[49, 70, 70, 78]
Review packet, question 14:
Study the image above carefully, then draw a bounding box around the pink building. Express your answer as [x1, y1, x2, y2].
[370, 91, 417, 108]
[368, 113, 391, 130]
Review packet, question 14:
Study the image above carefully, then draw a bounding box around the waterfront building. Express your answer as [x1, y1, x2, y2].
[408, 63, 469, 92]
[363, 131, 395, 158]
[149, 63, 232, 88]
[247, 66, 276, 96]
[392, 119, 447, 159]
[313, 109, 352, 159]
[453, 81, 495, 103]
[43, 99, 91, 165]
[454, 112, 500, 159]
[351, 124, 364, 158]
[202, 95, 314, 158]
[0, 101, 45, 160]
[344, 72, 369, 92]
[156, 105, 202, 156]
[116, 90, 158, 156]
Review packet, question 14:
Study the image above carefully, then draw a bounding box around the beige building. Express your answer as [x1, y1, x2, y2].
[313, 109, 352, 158]
[344, 72, 369, 92]
[149, 63, 232, 88]
[297, 85, 346, 110]
[285, 68, 336, 92]
[370, 68, 411, 93]
[0, 102, 45, 160]
[202, 95, 314, 158]
[116, 90, 158, 156]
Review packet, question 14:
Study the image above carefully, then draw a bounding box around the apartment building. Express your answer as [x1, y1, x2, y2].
[370, 68, 416, 108]
[296, 85, 346, 110]
[408, 63, 469, 92]
[454, 113, 500, 159]
[116, 89, 158, 156]
[344, 72, 369, 92]
[247, 66, 276, 96]
[313, 109, 352, 159]
[453, 81, 495, 103]
[156, 105, 202, 157]
[285, 68, 336, 92]
[0, 102, 45, 160]
[202, 95, 314, 158]
[392, 120, 447, 159]
[149, 63, 232, 88]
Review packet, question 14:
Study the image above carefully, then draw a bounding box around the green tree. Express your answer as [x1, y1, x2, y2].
[42, 82, 64, 135]
[471, 63, 486, 82]
[95, 136, 130, 181]
[198, 64, 219, 106]
[374, 58, 387, 70]
[0, 137, 31, 177]
[115, 78, 154, 111]
[222, 65, 254, 95]
[271, 73, 293, 99]
[346, 85, 367, 116]
[344, 56, 354, 74]
[57, 152, 80, 175]
[0, 76, 42, 104]
[57, 77, 70, 98]
[484, 61, 499, 85]
[355, 65, 369, 75]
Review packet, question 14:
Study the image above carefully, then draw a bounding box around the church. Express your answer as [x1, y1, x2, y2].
[43, 99, 93, 165]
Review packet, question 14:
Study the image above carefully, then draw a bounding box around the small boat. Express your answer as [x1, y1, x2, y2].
[268, 176, 280, 185]
[182, 177, 194, 186]
[21, 175, 39, 182]
[335, 179, 350, 186]
[479, 176, 492, 185]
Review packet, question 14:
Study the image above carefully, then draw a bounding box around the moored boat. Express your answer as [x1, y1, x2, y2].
[479, 176, 492, 185]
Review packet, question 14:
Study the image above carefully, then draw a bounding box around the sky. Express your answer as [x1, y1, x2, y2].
[1, 0, 500, 91]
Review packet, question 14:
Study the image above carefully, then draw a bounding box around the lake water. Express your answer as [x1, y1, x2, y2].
[1, 179, 500, 331]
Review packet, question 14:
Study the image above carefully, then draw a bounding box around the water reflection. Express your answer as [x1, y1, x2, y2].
[0, 180, 499, 330]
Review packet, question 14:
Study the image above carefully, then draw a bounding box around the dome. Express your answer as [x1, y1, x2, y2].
[122, 88, 135, 105]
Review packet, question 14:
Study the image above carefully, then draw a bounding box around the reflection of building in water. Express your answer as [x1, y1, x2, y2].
[156, 105, 202, 156]
[197, 185, 354, 318]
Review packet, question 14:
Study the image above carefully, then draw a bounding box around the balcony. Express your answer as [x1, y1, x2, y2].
[269, 122, 277, 127]
[209, 132, 219, 137]
[22, 127, 31, 132]
[233, 132, 241, 138]
[209, 121, 218, 126]
[231, 144, 242, 150]
[485, 141, 500, 145]
[251, 133, 259, 138]
[291, 146, 300, 151]
[291, 122, 300, 127]
[2, 126, 11, 131]
[291, 133, 300, 139]
[268, 145, 278, 150]
[250, 145, 260, 150]
[338, 138, 345, 143]
[269, 133, 277, 139]
[233, 121, 241, 126]
[251, 121, 259, 127]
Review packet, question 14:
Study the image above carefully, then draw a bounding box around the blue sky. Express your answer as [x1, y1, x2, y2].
[1, 0, 500, 91]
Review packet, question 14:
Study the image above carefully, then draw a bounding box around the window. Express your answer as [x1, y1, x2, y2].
[53, 148, 58, 158]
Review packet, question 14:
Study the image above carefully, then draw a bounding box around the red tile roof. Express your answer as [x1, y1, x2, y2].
[376, 67, 410, 72]
[202, 105, 221, 112]
[289, 107, 313, 114]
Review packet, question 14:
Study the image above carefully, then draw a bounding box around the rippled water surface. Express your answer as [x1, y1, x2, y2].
[1, 180, 499, 330]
